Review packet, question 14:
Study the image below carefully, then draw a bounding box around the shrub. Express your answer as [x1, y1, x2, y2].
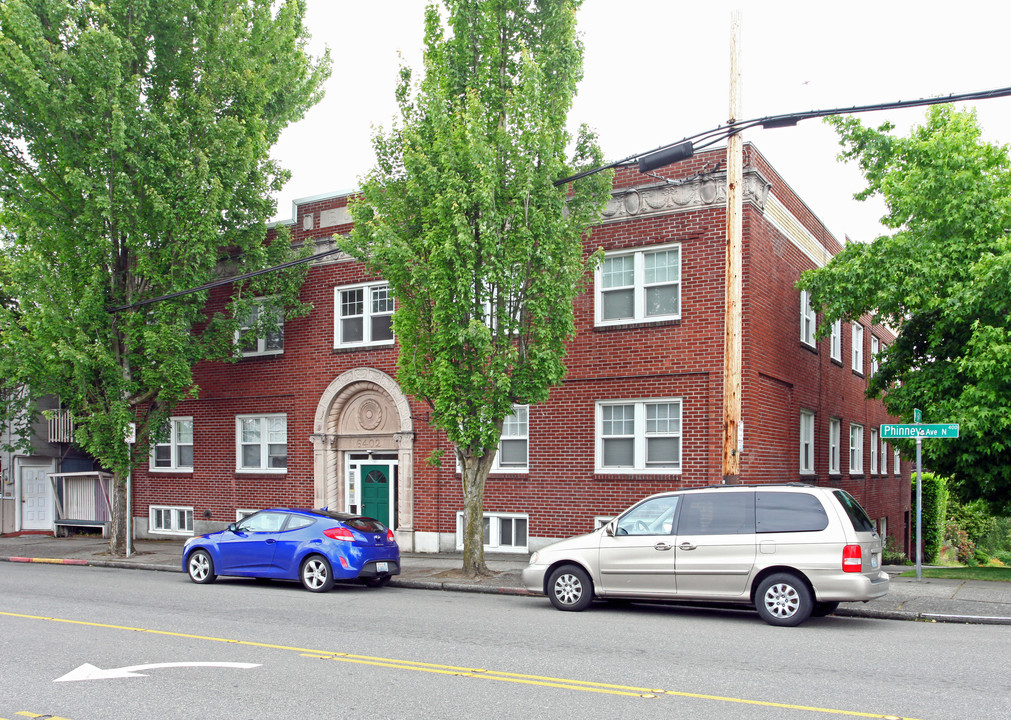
[978, 516, 1011, 556]
[882, 535, 909, 565]
[913, 473, 948, 563]
[995, 550, 1011, 566]
[973, 549, 991, 565]
[944, 519, 975, 565]
[948, 499, 997, 544]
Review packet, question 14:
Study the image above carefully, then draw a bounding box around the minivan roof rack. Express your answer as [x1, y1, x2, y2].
[684, 482, 816, 491]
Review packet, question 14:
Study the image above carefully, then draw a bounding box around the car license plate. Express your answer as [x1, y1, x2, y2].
[376, 562, 388, 572]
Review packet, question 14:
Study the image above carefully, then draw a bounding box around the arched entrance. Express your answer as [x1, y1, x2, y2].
[311, 368, 416, 550]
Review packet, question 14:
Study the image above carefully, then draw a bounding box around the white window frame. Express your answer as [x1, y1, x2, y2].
[595, 244, 681, 326]
[595, 398, 682, 474]
[236, 509, 258, 521]
[800, 291, 816, 347]
[799, 410, 815, 474]
[881, 438, 888, 475]
[894, 446, 901, 473]
[849, 423, 864, 474]
[829, 417, 841, 474]
[870, 428, 879, 474]
[235, 413, 287, 473]
[870, 335, 880, 376]
[455, 511, 529, 553]
[235, 301, 284, 357]
[150, 417, 193, 472]
[852, 322, 864, 374]
[493, 405, 529, 473]
[830, 320, 842, 362]
[149, 505, 193, 536]
[334, 281, 395, 348]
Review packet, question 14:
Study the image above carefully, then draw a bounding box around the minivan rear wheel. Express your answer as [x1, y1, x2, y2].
[755, 573, 812, 626]
[547, 565, 593, 611]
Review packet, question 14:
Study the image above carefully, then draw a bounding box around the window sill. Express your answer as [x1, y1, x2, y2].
[332, 342, 396, 354]
[234, 469, 288, 478]
[149, 468, 194, 475]
[593, 471, 681, 480]
[593, 318, 680, 332]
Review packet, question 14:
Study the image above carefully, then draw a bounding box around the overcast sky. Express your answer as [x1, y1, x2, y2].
[269, 1, 1011, 245]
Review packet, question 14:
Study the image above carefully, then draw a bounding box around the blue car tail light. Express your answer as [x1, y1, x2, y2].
[323, 527, 355, 542]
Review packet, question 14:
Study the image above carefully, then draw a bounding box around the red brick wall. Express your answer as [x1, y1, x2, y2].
[133, 143, 910, 550]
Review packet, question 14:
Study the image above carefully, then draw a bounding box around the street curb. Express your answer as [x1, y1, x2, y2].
[1, 556, 179, 573]
[8, 556, 87, 566]
[7, 555, 1011, 624]
[392, 578, 538, 596]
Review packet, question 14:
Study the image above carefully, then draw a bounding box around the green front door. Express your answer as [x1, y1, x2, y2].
[360, 465, 391, 527]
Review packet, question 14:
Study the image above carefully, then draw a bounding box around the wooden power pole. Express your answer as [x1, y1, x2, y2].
[722, 11, 743, 484]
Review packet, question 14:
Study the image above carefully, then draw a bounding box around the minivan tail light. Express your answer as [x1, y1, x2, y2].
[324, 527, 355, 542]
[842, 544, 863, 572]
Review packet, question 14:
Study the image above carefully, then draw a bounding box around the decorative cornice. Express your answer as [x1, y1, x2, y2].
[600, 169, 772, 224]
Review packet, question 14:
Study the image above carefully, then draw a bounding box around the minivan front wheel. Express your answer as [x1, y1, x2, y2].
[755, 573, 812, 627]
[547, 565, 593, 611]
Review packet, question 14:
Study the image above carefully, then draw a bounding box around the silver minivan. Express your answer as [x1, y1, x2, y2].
[522, 484, 889, 626]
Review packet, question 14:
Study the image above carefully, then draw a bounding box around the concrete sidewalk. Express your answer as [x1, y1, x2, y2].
[4, 533, 1011, 625]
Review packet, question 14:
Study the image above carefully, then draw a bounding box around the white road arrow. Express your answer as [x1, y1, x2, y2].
[55, 661, 261, 682]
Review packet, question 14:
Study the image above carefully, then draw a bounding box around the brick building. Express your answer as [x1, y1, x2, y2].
[131, 143, 911, 556]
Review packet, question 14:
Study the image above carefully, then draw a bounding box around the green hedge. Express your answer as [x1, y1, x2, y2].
[912, 472, 948, 563]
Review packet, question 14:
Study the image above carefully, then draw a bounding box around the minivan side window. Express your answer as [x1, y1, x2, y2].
[832, 490, 876, 532]
[677, 492, 755, 535]
[614, 495, 679, 536]
[756, 492, 829, 533]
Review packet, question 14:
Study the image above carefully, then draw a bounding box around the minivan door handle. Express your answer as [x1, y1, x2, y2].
[678, 541, 697, 551]
[654, 542, 673, 551]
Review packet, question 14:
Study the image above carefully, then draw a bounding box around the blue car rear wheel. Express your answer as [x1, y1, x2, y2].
[300, 555, 335, 592]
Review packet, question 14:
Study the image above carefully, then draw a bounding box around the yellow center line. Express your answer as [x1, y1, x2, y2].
[1, 611, 922, 719]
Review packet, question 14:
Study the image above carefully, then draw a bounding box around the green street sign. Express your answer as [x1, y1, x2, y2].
[880, 423, 960, 439]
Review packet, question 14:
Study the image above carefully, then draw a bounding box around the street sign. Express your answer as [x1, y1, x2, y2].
[881, 423, 959, 439]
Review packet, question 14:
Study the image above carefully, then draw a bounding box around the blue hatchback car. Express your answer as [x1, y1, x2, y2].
[182, 508, 400, 592]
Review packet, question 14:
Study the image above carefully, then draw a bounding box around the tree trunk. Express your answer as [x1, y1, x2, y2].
[107, 474, 127, 557]
[460, 449, 497, 577]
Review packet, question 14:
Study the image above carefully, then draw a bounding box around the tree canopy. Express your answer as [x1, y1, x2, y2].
[344, 0, 612, 574]
[798, 105, 1011, 510]
[0, 0, 330, 551]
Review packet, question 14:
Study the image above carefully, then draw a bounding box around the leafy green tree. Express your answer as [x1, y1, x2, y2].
[798, 106, 1011, 511]
[344, 0, 612, 575]
[0, 0, 330, 553]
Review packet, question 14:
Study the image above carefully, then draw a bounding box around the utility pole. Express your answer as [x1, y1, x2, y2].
[722, 10, 743, 484]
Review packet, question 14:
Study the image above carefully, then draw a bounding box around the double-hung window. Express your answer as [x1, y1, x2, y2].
[151, 417, 193, 472]
[852, 323, 864, 374]
[870, 335, 880, 376]
[236, 302, 284, 357]
[799, 410, 815, 474]
[236, 414, 287, 472]
[849, 423, 864, 474]
[829, 417, 841, 474]
[881, 438, 888, 475]
[597, 399, 681, 473]
[870, 428, 879, 474]
[800, 291, 816, 347]
[335, 282, 394, 347]
[596, 244, 680, 325]
[494, 405, 529, 472]
[830, 320, 842, 362]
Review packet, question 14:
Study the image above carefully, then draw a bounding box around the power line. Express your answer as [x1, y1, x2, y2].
[107, 245, 347, 313]
[555, 85, 1011, 186]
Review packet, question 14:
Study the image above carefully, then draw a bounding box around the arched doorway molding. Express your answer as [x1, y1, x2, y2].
[310, 368, 415, 549]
